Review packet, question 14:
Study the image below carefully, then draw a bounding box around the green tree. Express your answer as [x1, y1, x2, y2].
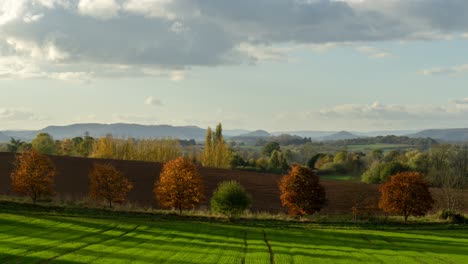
[31, 133, 56, 155]
[210, 181, 252, 218]
[333, 151, 348, 163]
[7, 138, 25, 153]
[262, 142, 280, 157]
[79, 136, 95, 157]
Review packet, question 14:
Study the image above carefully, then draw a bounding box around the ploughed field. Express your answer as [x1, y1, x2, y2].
[0, 152, 467, 214]
[0, 204, 467, 264]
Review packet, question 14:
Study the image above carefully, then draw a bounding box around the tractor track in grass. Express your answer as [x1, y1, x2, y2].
[241, 231, 248, 264]
[4, 224, 119, 263]
[39, 225, 140, 263]
[263, 230, 275, 264]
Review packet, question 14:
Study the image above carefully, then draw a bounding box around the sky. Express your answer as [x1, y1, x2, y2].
[1, 0, 468, 132]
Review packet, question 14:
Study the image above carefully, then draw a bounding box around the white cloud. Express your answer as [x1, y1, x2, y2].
[23, 13, 44, 23]
[123, 0, 176, 20]
[5, 37, 69, 62]
[318, 101, 468, 121]
[34, 0, 70, 9]
[0, 0, 25, 25]
[419, 64, 468, 76]
[144, 96, 163, 106]
[355, 46, 392, 59]
[451, 98, 468, 105]
[237, 43, 291, 63]
[78, 0, 120, 20]
[0, 107, 38, 121]
[169, 21, 189, 34]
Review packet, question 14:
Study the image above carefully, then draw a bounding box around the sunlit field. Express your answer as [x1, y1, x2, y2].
[1, 205, 467, 264]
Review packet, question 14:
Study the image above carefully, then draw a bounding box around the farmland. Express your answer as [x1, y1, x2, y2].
[1, 152, 467, 215]
[0, 202, 467, 264]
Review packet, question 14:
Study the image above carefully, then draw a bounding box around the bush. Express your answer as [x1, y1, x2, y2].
[211, 181, 252, 218]
[319, 162, 347, 174]
[361, 161, 412, 184]
[438, 210, 466, 224]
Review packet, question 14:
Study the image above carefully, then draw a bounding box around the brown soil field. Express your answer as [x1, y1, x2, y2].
[0, 152, 466, 214]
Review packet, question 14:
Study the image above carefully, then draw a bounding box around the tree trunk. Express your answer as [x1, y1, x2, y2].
[404, 214, 408, 223]
[109, 200, 112, 209]
[179, 206, 182, 215]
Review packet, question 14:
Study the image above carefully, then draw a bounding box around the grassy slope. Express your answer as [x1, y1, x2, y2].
[0, 202, 467, 264]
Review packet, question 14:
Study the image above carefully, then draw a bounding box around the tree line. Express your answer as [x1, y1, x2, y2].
[7, 149, 454, 223]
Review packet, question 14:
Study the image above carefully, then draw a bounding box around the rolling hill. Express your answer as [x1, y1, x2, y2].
[407, 128, 468, 142]
[323, 131, 361, 141]
[1, 123, 208, 142]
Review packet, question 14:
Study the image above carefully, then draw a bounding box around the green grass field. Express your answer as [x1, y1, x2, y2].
[319, 174, 355, 181]
[0, 203, 467, 264]
[345, 144, 414, 153]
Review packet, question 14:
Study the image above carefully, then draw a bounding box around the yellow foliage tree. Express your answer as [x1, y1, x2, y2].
[91, 135, 182, 163]
[200, 123, 231, 168]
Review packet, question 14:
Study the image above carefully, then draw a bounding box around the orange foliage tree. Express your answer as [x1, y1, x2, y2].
[89, 163, 133, 208]
[154, 157, 205, 214]
[10, 150, 56, 204]
[379, 172, 434, 222]
[279, 165, 327, 216]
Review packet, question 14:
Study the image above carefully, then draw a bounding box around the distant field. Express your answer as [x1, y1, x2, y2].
[346, 144, 415, 152]
[0, 204, 467, 264]
[320, 174, 355, 181]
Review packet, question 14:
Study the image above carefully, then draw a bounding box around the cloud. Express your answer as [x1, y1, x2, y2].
[355, 46, 392, 59]
[0, 107, 40, 121]
[237, 43, 291, 63]
[451, 98, 468, 105]
[1, 0, 468, 80]
[419, 64, 468, 76]
[269, 99, 468, 130]
[144, 96, 163, 106]
[78, 0, 120, 20]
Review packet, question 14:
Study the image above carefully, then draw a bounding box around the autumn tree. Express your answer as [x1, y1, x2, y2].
[10, 150, 56, 204]
[89, 163, 133, 208]
[279, 165, 327, 216]
[91, 135, 181, 163]
[379, 172, 434, 222]
[154, 157, 205, 214]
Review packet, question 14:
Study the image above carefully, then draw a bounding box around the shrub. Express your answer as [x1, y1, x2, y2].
[279, 165, 327, 216]
[10, 150, 56, 204]
[211, 181, 252, 218]
[89, 163, 133, 208]
[379, 172, 434, 222]
[154, 157, 205, 214]
[361, 161, 412, 184]
[319, 162, 347, 174]
[438, 210, 466, 224]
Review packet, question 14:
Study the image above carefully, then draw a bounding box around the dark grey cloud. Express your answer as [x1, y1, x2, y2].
[1, 0, 468, 79]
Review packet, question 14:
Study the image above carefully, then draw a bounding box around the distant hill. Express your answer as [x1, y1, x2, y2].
[272, 131, 336, 139]
[223, 129, 251, 137]
[323, 131, 361, 141]
[0, 132, 9, 142]
[236, 130, 270, 138]
[1, 123, 207, 142]
[407, 128, 468, 142]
